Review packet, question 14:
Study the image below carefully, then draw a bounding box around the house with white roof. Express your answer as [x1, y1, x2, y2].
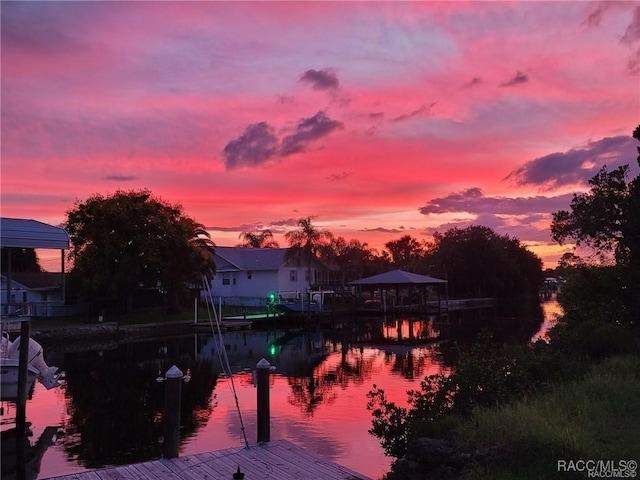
[205, 246, 331, 307]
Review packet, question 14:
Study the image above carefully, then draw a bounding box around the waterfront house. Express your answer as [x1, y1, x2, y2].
[205, 246, 331, 307]
[1, 272, 66, 317]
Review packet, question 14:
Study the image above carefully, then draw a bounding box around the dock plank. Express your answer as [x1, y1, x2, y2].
[45, 440, 371, 480]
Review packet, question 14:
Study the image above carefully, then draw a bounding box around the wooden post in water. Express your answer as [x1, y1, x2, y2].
[15, 320, 30, 480]
[162, 365, 184, 458]
[256, 358, 271, 443]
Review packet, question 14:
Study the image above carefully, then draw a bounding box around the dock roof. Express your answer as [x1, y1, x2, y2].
[348, 269, 447, 285]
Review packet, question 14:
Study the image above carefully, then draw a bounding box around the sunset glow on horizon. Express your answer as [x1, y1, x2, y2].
[2, 1, 639, 270]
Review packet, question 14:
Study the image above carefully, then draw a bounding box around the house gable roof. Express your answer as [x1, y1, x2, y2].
[1, 272, 64, 290]
[1, 218, 70, 249]
[348, 269, 447, 285]
[213, 247, 289, 272]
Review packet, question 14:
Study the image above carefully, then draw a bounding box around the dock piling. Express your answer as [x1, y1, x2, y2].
[256, 358, 272, 443]
[159, 365, 188, 458]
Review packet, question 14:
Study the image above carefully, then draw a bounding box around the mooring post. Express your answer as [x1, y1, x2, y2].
[161, 365, 186, 458]
[256, 358, 271, 443]
[16, 320, 30, 480]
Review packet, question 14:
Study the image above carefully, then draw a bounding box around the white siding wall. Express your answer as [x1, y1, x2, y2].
[1, 278, 63, 316]
[277, 266, 314, 296]
[207, 266, 315, 306]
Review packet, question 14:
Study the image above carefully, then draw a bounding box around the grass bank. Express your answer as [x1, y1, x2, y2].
[459, 354, 640, 479]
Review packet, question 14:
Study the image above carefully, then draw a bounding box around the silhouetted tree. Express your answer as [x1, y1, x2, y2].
[551, 125, 640, 324]
[1, 247, 42, 273]
[65, 189, 215, 314]
[384, 235, 427, 272]
[429, 225, 542, 298]
[237, 229, 279, 248]
[284, 217, 333, 287]
[318, 236, 374, 290]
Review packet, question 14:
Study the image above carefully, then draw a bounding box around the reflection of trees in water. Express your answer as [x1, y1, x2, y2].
[60, 345, 217, 468]
[179, 357, 218, 441]
[287, 346, 378, 415]
[445, 301, 544, 347]
[62, 353, 164, 467]
[386, 350, 432, 380]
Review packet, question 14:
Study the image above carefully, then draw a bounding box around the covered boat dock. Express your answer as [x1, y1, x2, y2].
[348, 269, 448, 314]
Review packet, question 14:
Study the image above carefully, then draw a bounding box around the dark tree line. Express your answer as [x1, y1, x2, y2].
[52, 185, 546, 316]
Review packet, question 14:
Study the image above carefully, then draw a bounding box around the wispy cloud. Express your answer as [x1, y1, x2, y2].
[392, 102, 436, 122]
[424, 212, 556, 243]
[419, 188, 574, 216]
[360, 227, 404, 234]
[222, 122, 279, 169]
[507, 135, 638, 189]
[222, 111, 343, 168]
[621, 6, 640, 44]
[280, 111, 343, 156]
[105, 175, 137, 182]
[327, 171, 353, 182]
[299, 68, 340, 91]
[463, 76, 482, 88]
[500, 71, 528, 87]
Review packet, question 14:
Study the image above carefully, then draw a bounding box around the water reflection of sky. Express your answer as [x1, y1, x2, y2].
[531, 299, 563, 342]
[3, 343, 446, 480]
[2, 302, 557, 480]
[179, 346, 449, 480]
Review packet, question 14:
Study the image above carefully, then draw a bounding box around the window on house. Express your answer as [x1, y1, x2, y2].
[305, 270, 310, 282]
[247, 271, 252, 280]
[290, 270, 297, 282]
[222, 273, 231, 285]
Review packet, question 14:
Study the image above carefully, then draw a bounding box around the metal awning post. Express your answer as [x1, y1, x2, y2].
[6, 249, 12, 314]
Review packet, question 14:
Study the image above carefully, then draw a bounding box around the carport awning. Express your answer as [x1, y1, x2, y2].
[1, 218, 70, 250]
[348, 269, 447, 286]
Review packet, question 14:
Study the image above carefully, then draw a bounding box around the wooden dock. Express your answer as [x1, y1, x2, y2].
[45, 439, 372, 480]
[192, 320, 254, 333]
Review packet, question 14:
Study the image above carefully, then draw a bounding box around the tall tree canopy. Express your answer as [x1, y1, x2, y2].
[318, 236, 375, 290]
[384, 235, 427, 272]
[65, 189, 215, 314]
[551, 126, 640, 267]
[429, 225, 542, 298]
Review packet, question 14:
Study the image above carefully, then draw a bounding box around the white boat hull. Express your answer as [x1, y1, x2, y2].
[0, 358, 38, 400]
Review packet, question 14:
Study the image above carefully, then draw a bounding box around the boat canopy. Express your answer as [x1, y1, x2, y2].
[0, 218, 70, 250]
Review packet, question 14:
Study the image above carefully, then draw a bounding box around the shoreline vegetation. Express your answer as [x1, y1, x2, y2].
[459, 353, 640, 479]
[384, 353, 640, 480]
[370, 126, 640, 480]
[369, 301, 640, 480]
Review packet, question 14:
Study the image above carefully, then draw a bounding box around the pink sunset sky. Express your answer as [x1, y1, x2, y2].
[1, 1, 639, 271]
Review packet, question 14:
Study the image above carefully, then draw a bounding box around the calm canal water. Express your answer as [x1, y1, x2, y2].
[1, 299, 558, 480]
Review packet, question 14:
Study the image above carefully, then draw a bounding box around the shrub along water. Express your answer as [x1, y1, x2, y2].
[367, 306, 639, 478]
[458, 354, 640, 479]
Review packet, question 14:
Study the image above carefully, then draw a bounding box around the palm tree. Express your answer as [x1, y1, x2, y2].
[238, 229, 279, 248]
[284, 217, 333, 314]
[318, 236, 374, 291]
